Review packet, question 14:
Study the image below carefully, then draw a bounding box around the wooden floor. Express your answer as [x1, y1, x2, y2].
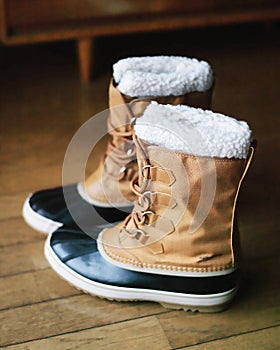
[0, 24, 279, 349]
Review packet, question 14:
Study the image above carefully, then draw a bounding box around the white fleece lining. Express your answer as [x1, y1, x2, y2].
[113, 56, 213, 97]
[135, 102, 252, 159]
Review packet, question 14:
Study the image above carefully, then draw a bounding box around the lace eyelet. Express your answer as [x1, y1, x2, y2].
[119, 166, 126, 175]
[129, 228, 147, 238]
[141, 210, 155, 218]
[130, 117, 137, 126]
[141, 165, 151, 178]
[141, 190, 151, 197]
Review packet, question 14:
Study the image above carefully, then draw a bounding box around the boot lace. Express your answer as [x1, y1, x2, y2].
[120, 163, 154, 243]
[104, 110, 137, 181]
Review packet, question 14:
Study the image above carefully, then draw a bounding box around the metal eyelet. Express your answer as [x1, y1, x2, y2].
[130, 117, 137, 126]
[141, 210, 155, 218]
[141, 190, 151, 198]
[140, 190, 152, 204]
[119, 166, 126, 174]
[141, 165, 151, 178]
[129, 228, 147, 238]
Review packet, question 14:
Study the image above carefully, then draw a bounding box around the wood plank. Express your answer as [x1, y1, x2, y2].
[0, 217, 43, 248]
[157, 257, 280, 348]
[158, 307, 280, 349]
[1, 315, 171, 350]
[0, 268, 82, 311]
[0, 164, 62, 196]
[8, 0, 276, 29]
[0, 295, 166, 347]
[0, 241, 48, 277]
[179, 326, 280, 350]
[0, 193, 28, 220]
[2, 7, 280, 45]
[0, 130, 107, 197]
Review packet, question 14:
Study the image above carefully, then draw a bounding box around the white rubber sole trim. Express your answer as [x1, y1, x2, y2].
[22, 196, 63, 235]
[77, 182, 134, 209]
[97, 229, 235, 277]
[45, 235, 237, 313]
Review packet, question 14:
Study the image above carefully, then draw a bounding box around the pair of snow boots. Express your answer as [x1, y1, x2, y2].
[23, 56, 254, 312]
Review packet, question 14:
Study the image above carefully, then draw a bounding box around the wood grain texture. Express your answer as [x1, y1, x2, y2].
[0, 241, 48, 277]
[0, 295, 166, 347]
[0, 217, 43, 247]
[0, 268, 82, 311]
[6, 0, 279, 29]
[157, 258, 280, 348]
[0, 194, 27, 220]
[179, 326, 280, 350]
[1, 316, 171, 350]
[1, 2, 280, 45]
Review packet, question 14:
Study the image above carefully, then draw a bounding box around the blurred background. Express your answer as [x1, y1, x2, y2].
[0, 1, 280, 349]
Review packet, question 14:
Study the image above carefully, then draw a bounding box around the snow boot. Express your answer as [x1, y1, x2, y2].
[45, 102, 254, 312]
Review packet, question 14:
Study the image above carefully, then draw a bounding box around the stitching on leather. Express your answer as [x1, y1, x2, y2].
[104, 245, 233, 272]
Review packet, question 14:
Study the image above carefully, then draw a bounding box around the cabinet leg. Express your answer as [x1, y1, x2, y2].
[77, 38, 94, 83]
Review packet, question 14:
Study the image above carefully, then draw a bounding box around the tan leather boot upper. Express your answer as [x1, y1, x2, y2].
[82, 80, 214, 207]
[99, 135, 254, 274]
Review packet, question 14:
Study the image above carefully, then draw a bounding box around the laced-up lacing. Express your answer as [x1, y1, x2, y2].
[103, 107, 137, 181]
[120, 139, 155, 244]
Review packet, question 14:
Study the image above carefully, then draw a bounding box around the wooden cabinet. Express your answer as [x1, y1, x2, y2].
[1, 0, 280, 82]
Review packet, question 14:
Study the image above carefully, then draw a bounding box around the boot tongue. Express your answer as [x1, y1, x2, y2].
[97, 82, 151, 193]
[108, 80, 151, 148]
[133, 136, 151, 187]
[108, 80, 133, 140]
